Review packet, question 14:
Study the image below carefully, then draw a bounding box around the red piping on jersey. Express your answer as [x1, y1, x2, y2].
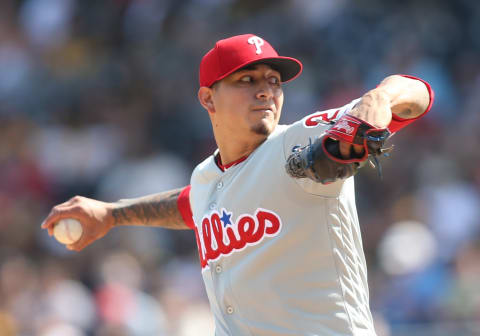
[177, 185, 195, 229]
[216, 153, 248, 171]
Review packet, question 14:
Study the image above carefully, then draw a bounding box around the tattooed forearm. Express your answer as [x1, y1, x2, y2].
[111, 188, 189, 230]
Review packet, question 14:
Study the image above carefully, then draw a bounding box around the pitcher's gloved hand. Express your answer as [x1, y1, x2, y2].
[285, 114, 392, 184]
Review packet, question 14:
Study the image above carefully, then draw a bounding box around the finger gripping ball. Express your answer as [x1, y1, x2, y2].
[53, 218, 83, 244]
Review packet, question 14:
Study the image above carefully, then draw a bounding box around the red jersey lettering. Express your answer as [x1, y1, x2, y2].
[304, 109, 339, 127]
[194, 208, 282, 270]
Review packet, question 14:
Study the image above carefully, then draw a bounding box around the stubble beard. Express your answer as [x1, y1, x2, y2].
[250, 122, 272, 136]
[250, 111, 279, 137]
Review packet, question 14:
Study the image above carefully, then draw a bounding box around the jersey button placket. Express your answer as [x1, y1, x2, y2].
[216, 181, 223, 189]
[226, 306, 234, 315]
[215, 265, 222, 273]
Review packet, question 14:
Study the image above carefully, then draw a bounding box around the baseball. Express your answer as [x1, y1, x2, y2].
[53, 218, 83, 245]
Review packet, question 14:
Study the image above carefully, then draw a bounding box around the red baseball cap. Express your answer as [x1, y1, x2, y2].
[199, 34, 303, 87]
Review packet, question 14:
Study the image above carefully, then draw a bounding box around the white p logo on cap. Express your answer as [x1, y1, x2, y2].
[248, 36, 265, 55]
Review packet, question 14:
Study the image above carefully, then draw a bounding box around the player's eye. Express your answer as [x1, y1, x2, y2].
[269, 76, 280, 85]
[240, 75, 253, 83]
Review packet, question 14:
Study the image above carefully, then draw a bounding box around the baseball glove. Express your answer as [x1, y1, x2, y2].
[285, 114, 392, 184]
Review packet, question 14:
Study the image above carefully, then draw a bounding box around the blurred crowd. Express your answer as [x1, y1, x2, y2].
[1, 0, 479, 335]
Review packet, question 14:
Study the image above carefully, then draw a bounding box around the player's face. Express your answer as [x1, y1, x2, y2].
[211, 64, 284, 138]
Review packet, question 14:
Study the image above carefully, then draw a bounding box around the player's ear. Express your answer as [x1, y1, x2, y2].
[198, 87, 215, 113]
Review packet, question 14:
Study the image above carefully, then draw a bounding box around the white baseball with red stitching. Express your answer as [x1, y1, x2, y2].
[53, 218, 83, 245]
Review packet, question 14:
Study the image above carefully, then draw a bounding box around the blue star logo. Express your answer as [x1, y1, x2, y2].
[220, 209, 233, 227]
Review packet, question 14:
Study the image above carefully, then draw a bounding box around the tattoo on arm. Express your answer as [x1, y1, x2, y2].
[112, 188, 188, 230]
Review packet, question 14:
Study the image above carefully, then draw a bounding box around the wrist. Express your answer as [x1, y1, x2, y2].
[109, 200, 129, 227]
[351, 89, 392, 129]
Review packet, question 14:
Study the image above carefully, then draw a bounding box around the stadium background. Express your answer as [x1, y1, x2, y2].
[1, 0, 479, 335]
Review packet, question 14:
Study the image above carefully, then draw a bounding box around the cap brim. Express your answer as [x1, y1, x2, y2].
[211, 56, 303, 87]
[250, 57, 303, 83]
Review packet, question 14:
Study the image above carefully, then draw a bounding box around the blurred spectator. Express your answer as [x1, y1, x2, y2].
[94, 251, 169, 335]
[417, 155, 480, 261]
[0, 310, 17, 336]
[19, 0, 77, 51]
[445, 241, 480, 320]
[37, 322, 86, 336]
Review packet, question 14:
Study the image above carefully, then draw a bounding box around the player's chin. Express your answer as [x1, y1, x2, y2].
[250, 119, 275, 136]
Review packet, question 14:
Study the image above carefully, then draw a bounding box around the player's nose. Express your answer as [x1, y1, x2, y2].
[255, 81, 274, 100]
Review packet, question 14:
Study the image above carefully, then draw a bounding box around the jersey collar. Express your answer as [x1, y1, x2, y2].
[215, 152, 248, 172]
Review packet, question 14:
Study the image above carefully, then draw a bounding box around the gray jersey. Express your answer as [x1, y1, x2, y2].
[188, 98, 376, 336]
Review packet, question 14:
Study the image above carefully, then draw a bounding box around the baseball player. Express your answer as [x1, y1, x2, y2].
[42, 34, 433, 335]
